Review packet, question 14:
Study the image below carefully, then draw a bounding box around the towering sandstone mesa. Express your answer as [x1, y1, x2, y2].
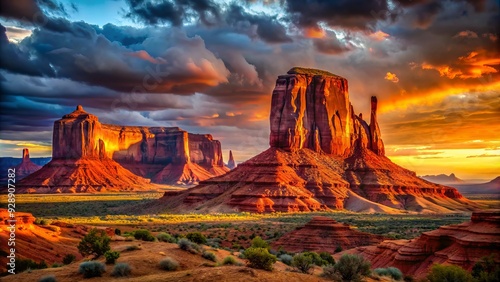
[269, 68, 383, 156]
[18, 106, 228, 192]
[227, 150, 236, 169]
[160, 67, 472, 213]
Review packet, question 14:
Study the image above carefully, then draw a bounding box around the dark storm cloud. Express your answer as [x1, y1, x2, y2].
[284, 0, 394, 31]
[225, 4, 292, 43]
[313, 34, 352, 55]
[124, 0, 221, 26]
[0, 0, 68, 22]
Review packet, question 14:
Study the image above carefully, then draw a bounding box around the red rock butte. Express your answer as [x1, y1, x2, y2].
[159, 67, 474, 213]
[17, 105, 229, 193]
[14, 148, 42, 180]
[272, 216, 385, 253]
[344, 209, 500, 278]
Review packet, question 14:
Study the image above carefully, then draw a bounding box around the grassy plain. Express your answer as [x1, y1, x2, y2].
[3, 193, 495, 245]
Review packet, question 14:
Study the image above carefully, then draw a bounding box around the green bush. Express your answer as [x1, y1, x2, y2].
[303, 251, 328, 266]
[279, 254, 293, 266]
[427, 264, 473, 282]
[126, 245, 142, 251]
[472, 254, 500, 282]
[186, 232, 207, 244]
[114, 228, 121, 236]
[111, 263, 131, 277]
[78, 261, 106, 278]
[157, 232, 176, 243]
[38, 275, 57, 282]
[133, 229, 155, 241]
[374, 267, 403, 280]
[243, 247, 277, 271]
[77, 228, 111, 259]
[159, 257, 179, 271]
[250, 236, 269, 249]
[320, 252, 335, 265]
[178, 238, 201, 254]
[323, 254, 370, 282]
[202, 251, 217, 262]
[104, 251, 120, 264]
[17, 258, 48, 272]
[292, 253, 314, 274]
[335, 245, 343, 253]
[52, 263, 63, 268]
[62, 254, 76, 265]
[222, 256, 237, 265]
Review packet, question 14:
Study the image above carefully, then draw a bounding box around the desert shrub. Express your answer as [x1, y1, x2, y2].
[427, 264, 473, 282]
[104, 251, 120, 264]
[51, 263, 63, 268]
[178, 238, 201, 254]
[250, 236, 269, 249]
[159, 257, 179, 271]
[111, 263, 131, 277]
[186, 232, 207, 244]
[335, 245, 343, 253]
[17, 258, 48, 272]
[303, 251, 328, 266]
[222, 256, 237, 265]
[472, 254, 500, 282]
[157, 232, 176, 243]
[38, 275, 57, 282]
[202, 251, 217, 262]
[125, 245, 141, 251]
[62, 254, 76, 265]
[243, 247, 277, 271]
[320, 252, 335, 265]
[279, 254, 293, 266]
[114, 228, 121, 236]
[374, 267, 403, 280]
[292, 253, 314, 274]
[77, 228, 111, 259]
[133, 229, 155, 241]
[323, 254, 371, 282]
[78, 261, 106, 278]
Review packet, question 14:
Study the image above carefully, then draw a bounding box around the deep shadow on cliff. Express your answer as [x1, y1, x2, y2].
[157, 67, 476, 213]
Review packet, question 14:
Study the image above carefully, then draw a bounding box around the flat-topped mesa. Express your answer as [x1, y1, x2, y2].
[51, 105, 228, 185]
[269, 67, 384, 157]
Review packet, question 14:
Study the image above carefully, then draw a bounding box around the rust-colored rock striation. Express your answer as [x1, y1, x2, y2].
[344, 210, 500, 278]
[158, 67, 473, 213]
[18, 105, 229, 192]
[272, 216, 385, 253]
[227, 150, 236, 169]
[14, 148, 42, 179]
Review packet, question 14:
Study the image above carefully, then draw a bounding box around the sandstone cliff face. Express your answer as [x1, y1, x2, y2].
[159, 67, 472, 213]
[344, 210, 500, 278]
[272, 216, 385, 253]
[14, 148, 42, 179]
[19, 105, 229, 192]
[269, 68, 383, 157]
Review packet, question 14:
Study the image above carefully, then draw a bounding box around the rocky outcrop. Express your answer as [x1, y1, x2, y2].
[159, 67, 472, 213]
[14, 149, 42, 179]
[273, 216, 385, 253]
[344, 210, 500, 278]
[227, 150, 236, 169]
[18, 105, 229, 192]
[269, 67, 383, 157]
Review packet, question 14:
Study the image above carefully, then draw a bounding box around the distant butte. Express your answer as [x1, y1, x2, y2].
[158, 67, 475, 213]
[14, 148, 42, 180]
[18, 105, 229, 193]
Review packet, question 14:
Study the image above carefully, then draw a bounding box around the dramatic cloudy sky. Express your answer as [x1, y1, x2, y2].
[0, 0, 498, 180]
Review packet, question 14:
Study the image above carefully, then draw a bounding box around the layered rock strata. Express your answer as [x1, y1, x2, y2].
[344, 210, 500, 278]
[14, 149, 42, 179]
[18, 105, 228, 192]
[159, 67, 472, 213]
[272, 216, 385, 253]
